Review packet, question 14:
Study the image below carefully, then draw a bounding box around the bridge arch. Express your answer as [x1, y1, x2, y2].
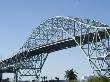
[0, 16, 110, 81]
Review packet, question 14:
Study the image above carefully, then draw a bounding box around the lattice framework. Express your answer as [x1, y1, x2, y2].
[0, 16, 110, 80]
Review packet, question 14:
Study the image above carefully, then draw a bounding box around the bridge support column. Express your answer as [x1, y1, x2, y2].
[15, 53, 49, 80]
[0, 72, 2, 82]
[15, 71, 18, 82]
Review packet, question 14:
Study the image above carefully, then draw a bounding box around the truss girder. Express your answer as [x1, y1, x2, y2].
[0, 16, 110, 80]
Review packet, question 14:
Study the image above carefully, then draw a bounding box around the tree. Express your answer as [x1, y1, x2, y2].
[64, 68, 78, 81]
[55, 77, 59, 82]
[41, 76, 47, 82]
[87, 75, 110, 82]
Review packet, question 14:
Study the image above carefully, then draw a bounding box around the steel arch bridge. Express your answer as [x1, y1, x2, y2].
[0, 16, 110, 81]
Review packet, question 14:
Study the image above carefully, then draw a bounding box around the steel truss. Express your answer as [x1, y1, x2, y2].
[0, 16, 110, 80]
[15, 53, 48, 81]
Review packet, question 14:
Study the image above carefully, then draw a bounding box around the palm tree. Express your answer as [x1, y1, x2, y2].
[41, 76, 47, 82]
[64, 68, 78, 81]
[55, 77, 59, 82]
[41, 76, 43, 82]
[43, 76, 46, 81]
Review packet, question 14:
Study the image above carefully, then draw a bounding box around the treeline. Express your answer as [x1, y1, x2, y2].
[64, 68, 110, 82]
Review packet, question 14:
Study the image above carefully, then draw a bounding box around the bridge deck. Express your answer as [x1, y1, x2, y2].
[1, 29, 110, 68]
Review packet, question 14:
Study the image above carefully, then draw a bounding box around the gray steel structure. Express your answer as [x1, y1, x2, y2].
[0, 16, 110, 81]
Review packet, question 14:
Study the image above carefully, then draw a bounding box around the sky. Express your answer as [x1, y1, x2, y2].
[0, 0, 110, 80]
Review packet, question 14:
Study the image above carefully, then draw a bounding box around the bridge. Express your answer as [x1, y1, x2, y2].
[0, 16, 110, 81]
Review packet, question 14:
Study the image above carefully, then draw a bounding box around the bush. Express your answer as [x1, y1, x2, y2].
[86, 75, 110, 82]
[67, 80, 80, 82]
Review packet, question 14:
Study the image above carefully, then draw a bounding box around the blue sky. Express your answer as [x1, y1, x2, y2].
[0, 0, 110, 80]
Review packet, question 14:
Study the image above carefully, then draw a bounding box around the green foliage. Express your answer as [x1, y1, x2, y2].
[67, 80, 80, 82]
[64, 69, 78, 81]
[86, 75, 110, 82]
